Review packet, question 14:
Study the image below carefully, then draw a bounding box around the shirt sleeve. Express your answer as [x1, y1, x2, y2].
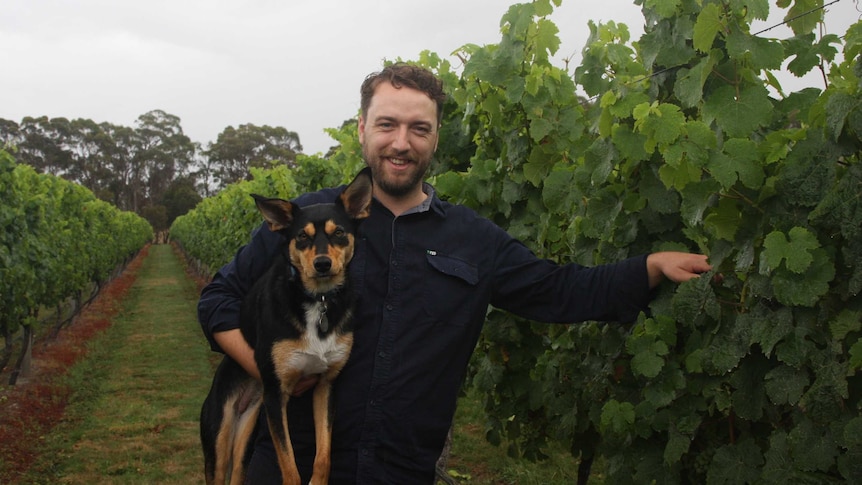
[196, 221, 283, 352]
[489, 231, 651, 324]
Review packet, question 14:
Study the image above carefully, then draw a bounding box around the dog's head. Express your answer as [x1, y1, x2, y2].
[251, 170, 373, 294]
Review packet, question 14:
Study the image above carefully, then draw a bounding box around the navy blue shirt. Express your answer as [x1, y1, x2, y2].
[198, 177, 651, 484]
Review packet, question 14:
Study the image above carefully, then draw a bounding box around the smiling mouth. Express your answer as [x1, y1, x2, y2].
[383, 154, 411, 167]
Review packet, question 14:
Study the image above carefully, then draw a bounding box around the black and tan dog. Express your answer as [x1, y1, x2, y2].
[201, 170, 373, 485]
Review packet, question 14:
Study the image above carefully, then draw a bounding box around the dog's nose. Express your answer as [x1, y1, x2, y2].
[313, 256, 332, 274]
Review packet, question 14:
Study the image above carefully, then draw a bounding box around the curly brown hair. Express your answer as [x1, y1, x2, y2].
[360, 63, 446, 125]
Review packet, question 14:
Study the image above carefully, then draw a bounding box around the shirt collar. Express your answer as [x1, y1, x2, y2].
[394, 182, 444, 217]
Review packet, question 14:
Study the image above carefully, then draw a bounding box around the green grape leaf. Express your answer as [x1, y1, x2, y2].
[784, 0, 825, 35]
[723, 138, 764, 189]
[783, 33, 840, 76]
[704, 197, 742, 241]
[601, 400, 636, 434]
[611, 125, 650, 163]
[659, 158, 702, 191]
[735, 0, 770, 20]
[639, 16, 697, 68]
[535, 18, 561, 57]
[830, 310, 862, 342]
[850, 339, 862, 371]
[762, 432, 795, 483]
[703, 84, 773, 138]
[707, 439, 763, 484]
[653, 103, 686, 147]
[748, 306, 793, 357]
[672, 271, 721, 324]
[608, 91, 651, 119]
[788, 418, 841, 472]
[703, 320, 752, 375]
[777, 131, 837, 207]
[693, 3, 722, 53]
[762, 227, 819, 273]
[680, 179, 720, 227]
[664, 426, 691, 464]
[707, 151, 739, 189]
[772, 249, 835, 306]
[824, 92, 860, 142]
[541, 166, 574, 210]
[673, 55, 716, 108]
[764, 365, 809, 405]
[726, 26, 785, 70]
[730, 357, 768, 420]
[838, 418, 862, 479]
[674, 67, 702, 108]
[631, 339, 669, 378]
[645, 0, 682, 18]
[529, 117, 555, 143]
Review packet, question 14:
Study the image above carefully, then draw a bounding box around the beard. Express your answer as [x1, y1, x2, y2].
[362, 147, 431, 198]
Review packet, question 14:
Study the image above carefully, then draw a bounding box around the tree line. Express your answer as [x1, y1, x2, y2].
[0, 110, 303, 232]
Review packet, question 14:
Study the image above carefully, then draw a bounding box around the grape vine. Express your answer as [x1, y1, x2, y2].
[1, 149, 153, 382]
[426, 0, 861, 482]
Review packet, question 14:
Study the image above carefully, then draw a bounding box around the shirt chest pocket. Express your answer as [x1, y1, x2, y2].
[422, 251, 479, 326]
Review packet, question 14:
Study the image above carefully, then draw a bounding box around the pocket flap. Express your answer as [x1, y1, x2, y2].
[425, 250, 479, 285]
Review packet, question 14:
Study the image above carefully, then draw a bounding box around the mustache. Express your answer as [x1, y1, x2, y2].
[380, 150, 412, 160]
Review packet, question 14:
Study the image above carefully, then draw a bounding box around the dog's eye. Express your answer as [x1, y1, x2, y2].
[333, 228, 345, 238]
[297, 232, 310, 242]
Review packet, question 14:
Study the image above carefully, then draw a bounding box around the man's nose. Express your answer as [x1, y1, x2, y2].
[391, 126, 410, 152]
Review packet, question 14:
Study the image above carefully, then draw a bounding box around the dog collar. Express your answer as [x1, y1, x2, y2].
[317, 294, 329, 332]
[289, 264, 339, 332]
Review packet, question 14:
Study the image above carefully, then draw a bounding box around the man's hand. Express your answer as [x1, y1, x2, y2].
[646, 251, 712, 288]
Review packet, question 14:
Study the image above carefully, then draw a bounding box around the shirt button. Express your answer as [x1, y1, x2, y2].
[386, 304, 393, 311]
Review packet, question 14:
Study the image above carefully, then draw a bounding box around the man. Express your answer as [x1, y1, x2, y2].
[198, 63, 711, 484]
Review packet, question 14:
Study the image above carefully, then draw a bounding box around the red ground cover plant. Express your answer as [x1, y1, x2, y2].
[0, 246, 149, 483]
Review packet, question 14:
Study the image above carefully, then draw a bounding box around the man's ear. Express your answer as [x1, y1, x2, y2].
[358, 115, 366, 145]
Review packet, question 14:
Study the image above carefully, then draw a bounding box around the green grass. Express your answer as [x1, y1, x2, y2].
[18, 244, 589, 484]
[23, 244, 213, 484]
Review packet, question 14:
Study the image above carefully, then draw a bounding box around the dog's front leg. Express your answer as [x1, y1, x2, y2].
[310, 339, 352, 485]
[310, 378, 334, 485]
[262, 373, 303, 485]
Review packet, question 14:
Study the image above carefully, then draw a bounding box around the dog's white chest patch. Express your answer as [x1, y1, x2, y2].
[288, 301, 349, 375]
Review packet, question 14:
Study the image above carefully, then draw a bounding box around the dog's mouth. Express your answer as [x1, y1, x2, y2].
[312, 271, 337, 279]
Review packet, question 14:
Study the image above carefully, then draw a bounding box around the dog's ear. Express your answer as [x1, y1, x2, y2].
[251, 194, 295, 232]
[339, 170, 373, 220]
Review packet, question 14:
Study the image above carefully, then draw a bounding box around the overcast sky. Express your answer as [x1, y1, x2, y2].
[2, 1, 857, 155]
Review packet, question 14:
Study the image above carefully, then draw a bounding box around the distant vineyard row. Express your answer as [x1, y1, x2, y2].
[1, 149, 152, 382]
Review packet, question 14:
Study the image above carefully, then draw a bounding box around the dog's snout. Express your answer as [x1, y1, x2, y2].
[313, 256, 332, 274]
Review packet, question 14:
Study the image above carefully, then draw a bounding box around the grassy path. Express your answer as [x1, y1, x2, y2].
[24, 244, 214, 484]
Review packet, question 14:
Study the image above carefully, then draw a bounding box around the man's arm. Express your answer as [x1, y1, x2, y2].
[213, 329, 260, 380]
[646, 251, 712, 288]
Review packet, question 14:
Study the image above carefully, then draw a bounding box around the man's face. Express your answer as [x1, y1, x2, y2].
[358, 82, 439, 199]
